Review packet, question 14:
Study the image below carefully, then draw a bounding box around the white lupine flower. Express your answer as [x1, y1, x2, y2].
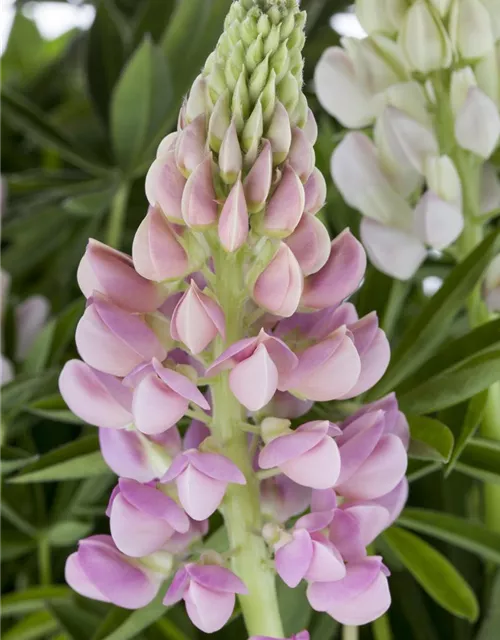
[455, 87, 500, 159]
[429, 0, 454, 16]
[480, 164, 500, 214]
[481, 0, 500, 41]
[450, 67, 477, 114]
[355, 0, 407, 36]
[413, 191, 464, 250]
[449, 0, 495, 60]
[475, 44, 500, 108]
[424, 155, 462, 205]
[399, 0, 452, 74]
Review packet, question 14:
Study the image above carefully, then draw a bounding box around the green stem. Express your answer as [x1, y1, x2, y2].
[342, 626, 359, 640]
[106, 182, 130, 249]
[210, 250, 284, 638]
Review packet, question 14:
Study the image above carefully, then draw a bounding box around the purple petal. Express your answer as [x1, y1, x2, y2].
[280, 437, 341, 490]
[206, 337, 259, 376]
[152, 360, 210, 410]
[229, 344, 279, 411]
[342, 504, 390, 546]
[336, 412, 386, 484]
[295, 511, 334, 532]
[161, 453, 190, 483]
[99, 428, 161, 483]
[311, 489, 338, 512]
[328, 508, 366, 562]
[186, 563, 248, 594]
[118, 479, 189, 532]
[163, 567, 189, 605]
[305, 535, 346, 582]
[65, 552, 110, 603]
[176, 465, 228, 520]
[184, 582, 236, 633]
[275, 530, 313, 588]
[185, 450, 246, 484]
[133, 373, 189, 435]
[184, 420, 210, 449]
[261, 334, 299, 379]
[259, 430, 327, 469]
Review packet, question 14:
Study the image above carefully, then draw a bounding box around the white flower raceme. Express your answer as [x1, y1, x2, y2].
[314, 0, 500, 281]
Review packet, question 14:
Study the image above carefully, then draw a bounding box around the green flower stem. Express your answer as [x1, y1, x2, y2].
[106, 181, 130, 249]
[210, 249, 284, 638]
[342, 625, 359, 640]
[38, 535, 52, 586]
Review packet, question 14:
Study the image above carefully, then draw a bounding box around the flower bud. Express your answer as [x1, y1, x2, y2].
[258, 165, 305, 237]
[266, 100, 292, 164]
[450, 67, 477, 114]
[449, 0, 495, 60]
[145, 152, 186, 224]
[455, 87, 500, 159]
[242, 99, 264, 155]
[252, 243, 303, 318]
[175, 115, 207, 177]
[185, 74, 207, 123]
[482, 0, 500, 40]
[246, 34, 264, 73]
[260, 69, 277, 123]
[171, 281, 225, 354]
[413, 191, 464, 250]
[484, 254, 500, 312]
[475, 46, 500, 108]
[181, 156, 218, 228]
[244, 139, 273, 212]
[249, 53, 270, 103]
[424, 155, 461, 204]
[304, 167, 327, 215]
[288, 127, 315, 183]
[77, 239, 162, 313]
[208, 91, 231, 153]
[75, 296, 166, 377]
[355, 0, 407, 35]
[133, 206, 189, 282]
[286, 214, 331, 276]
[218, 179, 249, 252]
[277, 72, 300, 115]
[219, 120, 242, 184]
[399, 0, 452, 74]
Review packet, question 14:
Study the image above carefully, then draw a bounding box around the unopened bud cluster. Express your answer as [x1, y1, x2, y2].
[59, 1, 408, 636]
[316, 0, 500, 281]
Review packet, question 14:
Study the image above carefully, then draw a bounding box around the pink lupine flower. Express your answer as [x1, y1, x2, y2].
[352, 477, 409, 525]
[161, 449, 246, 520]
[207, 329, 298, 411]
[129, 358, 210, 435]
[259, 420, 342, 489]
[244, 139, 273, 212]
[65, 535, 164, 609]
[175, 114, 207, 176]
[343, 393, 410, 449]
[163, 518, 209, 555]
[264, 390, 313, 419]
[307, 556, 391, 625]
[218, 179, 249, 251]
[335, 408, 408, 500]
[289, 127, 315, 183]
[75, 295, 166, 377]
[267, 101, 292, 164]
[282, 326, 362, 402]
[59, 360, 132, 429]
[260, 474, 311, 523]
[260, 165, 305, 237]
[219, 120, 243, 184]
[132, 205, 190, 282]
[303, 167, 327, 215]
[252, 243, 304, 318]
[164, 563, 248, 633]
[107, 479, 189, 557]
[99, 427, 181, 483]
[301, 230, 367, 310]
[171, 280, 225, 354]
[181, 155, 218, 228]
[145, 150, 186, 224]
[271, 512, 346, 588]
[285, 213, 331, 276]
[77, 239, 163, 313]
[183, 419, 211, 450]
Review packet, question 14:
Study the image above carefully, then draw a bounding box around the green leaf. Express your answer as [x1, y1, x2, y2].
[277, 581, 312, 637]
[2, 371, 59, 417]
[1, 586, 71, 618]
[132, 0, 177, 48]
[1, 446, 39, 475]
[368, 228, 500, 398]
[47, 520, 93, 547]
[476, 572, 500, 640]
[46, 602, 98, 640]
[22, 320, 56, 375]
[372, 613, 393, 640]
[0, 531, 36, 561]
[48, 299, 86, 365]
[62, 189, 115, 217]
[10, 435, 110, 484]
[455, 437, 500, 485]
[407, 460, 443, 483]
[28, 394, 83, 425]
[111, 38, 171, 172]
[398, 348, 500, 415]
[2, 610, 58, 640]
[407, 415, 454, 462]
[309, 614, 339, 640]
[1, 88, 110, 176]
[99, 588, 169, 640]
[398, 508, 500, 564]
[87, 0, 126, 122]
[382, 526, 479, 621]
[446, 391, 488, 476]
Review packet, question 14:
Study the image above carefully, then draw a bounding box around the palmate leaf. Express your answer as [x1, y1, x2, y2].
[398, 508, 500, 564]
[382, 527, 479, 622]
[446, 391, 489, 476]
[455, 437, 500, 485]
[367, 228, 500, 399]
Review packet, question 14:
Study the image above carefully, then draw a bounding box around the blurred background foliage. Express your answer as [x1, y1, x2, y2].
[1, 1, 500, 639]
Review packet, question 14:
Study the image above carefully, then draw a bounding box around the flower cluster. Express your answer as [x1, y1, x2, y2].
[316, 0, 500, 280]
[60, 0, 408, 636]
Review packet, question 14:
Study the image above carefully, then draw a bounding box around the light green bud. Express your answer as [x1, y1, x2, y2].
[291, 92, 308, 128]
[270, 41, 290, 83]
[280, 12, 295, 39]
[429, 0, 453, 16]
[232, 71, 251, 132]
[424, 155, 462, 204]
[241, 15, 259, 45]
[207, 63, 227, 104]
[475, 45, 500, 108]
[450, 67, 477, 114]
[227, 22, 241, 46]
[261, 69, 277, 123]
[246, 34, 264, 73]
[277, 72, 299, 113]
[264, 24, 282, 55]
[258, 13, 271, 36]
[208, 91, 231, 152]
[242, 100, 264, 153]
[449, 0, 495, 61]
[268, 5, 282, 25]
[356, 0, 407, 35]
[250, 54, 271, 103]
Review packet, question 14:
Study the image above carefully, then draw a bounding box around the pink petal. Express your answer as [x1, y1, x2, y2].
[185, 450, 246, 484]
[182, 156, 218, 228]
[286, 214, 331, 276]
[259, 427, 328, 469]
[152, 360, 210, 410]
[133, 373, 189, 435]
[328, 509, 366, 562]
[218, 179, 249, 252]
[176, 465, 228, 520]
[229, 344, 279, 411]
[336, 412, 386, 483]
[163, 567, 189, 605]
[145, 153, 186, 223]
[342, 504, 390, 547]
[305, 535, 346, 582]
[160, 453, 190, 483]
[281, 437, 341, 489]
[262, 165, 305, 236]
[289, 127, 315, 183]
[275, 529, 314, 588]
[261, 475, 312, 523]
[206, 336, 259, 376]
[119, 479, 189, 532]
[65, 552, 110, 603]
[99, 428, 163, 482]
[59, 360, 132, 429]
[295, 510, 335, 533]
[184, 582, 236, 633]
[304, 167, 327, 215]
[186, 564, 248, 594]
[184, 420, 210, 449]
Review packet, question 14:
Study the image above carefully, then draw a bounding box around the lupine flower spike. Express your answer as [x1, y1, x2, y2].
[60, 1, 408, 636]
